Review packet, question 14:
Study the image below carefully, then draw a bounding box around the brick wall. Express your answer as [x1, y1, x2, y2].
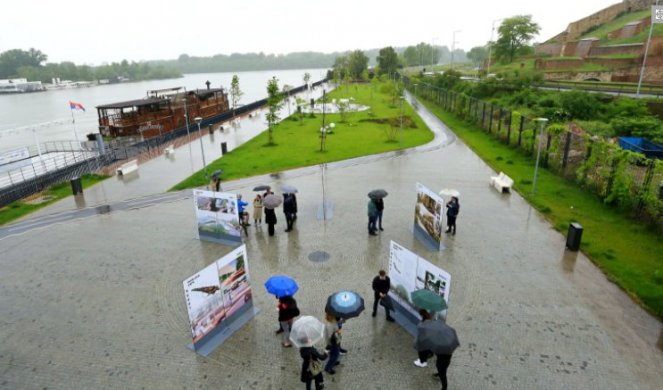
[536, 43, 564, 56]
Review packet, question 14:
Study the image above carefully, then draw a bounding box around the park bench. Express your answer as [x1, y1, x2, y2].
[116, 159, 138, 175]
[164, 145, 175, 155]
[490, 172, 513, 193]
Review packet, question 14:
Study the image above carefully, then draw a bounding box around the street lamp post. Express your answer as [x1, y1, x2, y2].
[637, 0, 659, 96]
[194, 117, 208, 181]
[532, 118, 548, 196]
[487, 18, 503, 76]
[451, 30, 461, 69]
[431, 37, 438, 68]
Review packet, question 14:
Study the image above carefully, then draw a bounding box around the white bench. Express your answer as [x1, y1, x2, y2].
[117, 159, 138, 175]
[164, 145, 175, 155]
[490, 172, 514, 193]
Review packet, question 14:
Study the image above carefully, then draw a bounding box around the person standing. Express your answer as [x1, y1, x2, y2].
[435, 352, 454, 390]
[445, 196, 460, 235]
[414, 309, 433, 368]
[371, 270, 395, 322]
[375, 197, 385, 231]
[299, 345, 328, 390]
[292, 193, 298, 221]
[367, 198, 378, 236]
[277, 295, 299, 347]
[323, 312, 342, 375]
[253, 194, 263, 225]
[265, 207, 277, 236]
[283, 193, 296, 232]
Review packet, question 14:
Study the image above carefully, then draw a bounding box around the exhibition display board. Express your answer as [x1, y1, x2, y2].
[193, 189, 242, 246]
[413, 182, 445, 251]
[387, 240, 451, 335]
[182, 244, 258, 356]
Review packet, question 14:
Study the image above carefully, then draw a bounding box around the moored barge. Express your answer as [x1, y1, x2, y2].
[96, 83, 229, 138]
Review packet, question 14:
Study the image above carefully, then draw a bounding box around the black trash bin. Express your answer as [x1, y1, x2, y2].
[221, 142, 227, 154]
[566, 222, 583, 251]
[70, 177, 83, 195]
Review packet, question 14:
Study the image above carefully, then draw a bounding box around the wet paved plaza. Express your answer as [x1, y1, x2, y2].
[0, 96, 661, 389]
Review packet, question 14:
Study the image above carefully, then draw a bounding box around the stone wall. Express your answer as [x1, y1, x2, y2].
[565, 2, 630, 41]
[589, 43, 644, 56]
[535, 58, 584, 69]
[536, 43, 564, 56]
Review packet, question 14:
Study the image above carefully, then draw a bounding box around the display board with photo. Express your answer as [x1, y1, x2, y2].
[182, 245, 253, 347]
[388, 240, 451, 318]
[193, 189, 242, 245]
[413, 182, 444, 250]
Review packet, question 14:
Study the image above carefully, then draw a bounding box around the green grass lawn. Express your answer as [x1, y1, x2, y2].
[415, 95, 663, 319]
[171, 82, 434, 190]
[580, 9, 650, 41]
[0, 173, 109, 226]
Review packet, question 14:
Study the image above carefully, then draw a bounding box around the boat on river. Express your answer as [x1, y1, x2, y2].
[96, 82, 229, 138]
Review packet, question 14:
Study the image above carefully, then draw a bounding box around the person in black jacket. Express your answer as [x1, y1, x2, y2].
[283, 193, 296, 232]
[371, 270, 395, 322]
[445, 196, 460, 235]
[299, 345, 328, 390]
[265, 207, 277, 236]
[375, 198, 385, 231]
[278, 295, 299, 347]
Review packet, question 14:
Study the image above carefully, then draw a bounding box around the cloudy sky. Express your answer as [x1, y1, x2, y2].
[2, 0, 623, 65]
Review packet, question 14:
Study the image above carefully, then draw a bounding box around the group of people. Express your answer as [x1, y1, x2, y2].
[275, 294, 347, 390]
[235, 191, 298, 237]
[275, 270, 455, 390]
[367, 195, 461, 237]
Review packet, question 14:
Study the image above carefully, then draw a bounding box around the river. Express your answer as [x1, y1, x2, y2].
[0, 68, 328, 152]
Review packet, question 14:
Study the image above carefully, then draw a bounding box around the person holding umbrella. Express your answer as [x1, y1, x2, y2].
[262, 193, 282, 236]
[283, 193, 296, 232]
[322, 312, 342, 375]
[291, 316, 328, 390]
[413, 318, 460, 390]
[414, 309, 433, 368]
[375, 197, 385, 231]
[445, 196, 460, 235]
[277, 295, 300, 347]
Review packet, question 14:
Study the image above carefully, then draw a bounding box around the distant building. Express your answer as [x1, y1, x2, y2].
[0, 78, 45, 94]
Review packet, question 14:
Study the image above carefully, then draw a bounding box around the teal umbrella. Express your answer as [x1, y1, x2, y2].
[411, 289, 447, 312]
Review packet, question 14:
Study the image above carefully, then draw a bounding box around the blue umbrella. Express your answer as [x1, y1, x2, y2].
[325, 290, 365, 319]
[264, 275, 299, 298]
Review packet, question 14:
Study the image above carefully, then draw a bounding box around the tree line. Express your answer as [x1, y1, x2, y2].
[0, 48, 181, 83]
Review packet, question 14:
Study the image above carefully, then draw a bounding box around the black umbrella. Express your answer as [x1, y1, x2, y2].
[368, 189, 388, 199]
[415, 319, 460, 355]
[211, 169, 224, 180]
[325, 290, 365, 319]
[253, 185, 271, 192]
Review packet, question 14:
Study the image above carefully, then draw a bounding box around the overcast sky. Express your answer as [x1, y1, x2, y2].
[2, 0, 622, 65]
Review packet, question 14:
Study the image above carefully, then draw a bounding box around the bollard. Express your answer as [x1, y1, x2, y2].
[566, 222, 583, 251]
[221, 142, 227, 154]
[70, 177, 83, 195]
[208, 124, 214, 134]
[659, 181, 663, 200]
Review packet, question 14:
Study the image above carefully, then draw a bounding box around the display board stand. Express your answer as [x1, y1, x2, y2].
[187, 303, 260, 357]
[411, 224, 445, 252]
[388, 296, 419, 337]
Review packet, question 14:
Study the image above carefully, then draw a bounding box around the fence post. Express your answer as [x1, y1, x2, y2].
[582, 141, 593, 184]
[518, 116, 525, 147]
[497, 108, 503, 134]
[544, 133, 552, 168]
[637, 160, 656, 214]
[506, 111, 512, 145]
[481, 102, 486, 129]
[605, 157, 620, 198]
[488, 104, 494, 133]
[562, 131, 572, 173]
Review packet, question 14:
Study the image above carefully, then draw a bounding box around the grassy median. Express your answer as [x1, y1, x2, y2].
[171, 82, 434, 190]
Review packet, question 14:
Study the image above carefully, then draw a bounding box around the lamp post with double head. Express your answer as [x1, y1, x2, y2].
[451, 30, 461, 69]
[194, 117, 208, 181]
[487, 18, 503, 76]
[532, 118, 548, 196]
[400, 95, 404, 147]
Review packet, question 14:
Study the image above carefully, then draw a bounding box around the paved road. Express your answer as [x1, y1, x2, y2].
[0, 92, 660, 390]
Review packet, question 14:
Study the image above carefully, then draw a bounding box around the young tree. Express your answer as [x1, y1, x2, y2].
[494, 15, 540, 63]
[347, 50, 369, 80]
[230, 74, 243, 116]
[303, 72, 311, 89]
[467, 46, 488, 68]
[377, 46, 399, 76]
[265, 76, 283, 145]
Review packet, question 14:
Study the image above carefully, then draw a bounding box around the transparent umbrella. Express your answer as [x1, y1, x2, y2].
[439, 188, 460, 198]
[289, 316, 325, 348]
[282, 184, 298, 194]
[263, 194, 283, 209]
